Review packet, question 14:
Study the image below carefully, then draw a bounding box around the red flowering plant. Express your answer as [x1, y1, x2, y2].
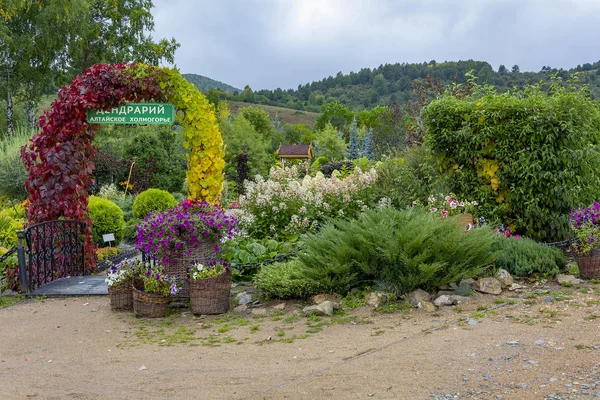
[569, 202, 600, 255]
[135, 199, 238, 266]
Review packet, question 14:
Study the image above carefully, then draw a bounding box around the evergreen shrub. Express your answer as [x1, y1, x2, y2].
[88, 196, 125, 247]
[132, 188, 177, 219]
[492, 236, 566, 277]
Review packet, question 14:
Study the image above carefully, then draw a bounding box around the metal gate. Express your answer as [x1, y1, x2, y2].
[20, 220, 86, 292]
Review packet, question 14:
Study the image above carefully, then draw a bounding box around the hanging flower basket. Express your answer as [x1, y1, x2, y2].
[108, 280, 133, 311]
[132, 283, 170, 318]
[190, 269, 232, 315]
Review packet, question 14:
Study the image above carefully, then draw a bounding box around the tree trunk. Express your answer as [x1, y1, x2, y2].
[27, 81, 36, 130]
[7, 80, 14, 137]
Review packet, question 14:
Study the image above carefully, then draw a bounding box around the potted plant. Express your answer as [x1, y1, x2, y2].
[570, 202, 600, 279]
[135, 199, 237, 303]
[189, 261, 232, 315]
[132, 267, 179, 318]
[105, 258, 138, 311]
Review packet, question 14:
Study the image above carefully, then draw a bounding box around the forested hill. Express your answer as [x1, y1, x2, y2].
[225, 59, 600, 112]
[183, 74, 240, 94]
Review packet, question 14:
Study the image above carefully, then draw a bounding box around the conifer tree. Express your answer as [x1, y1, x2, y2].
[346, 116, 360, 160]
[361, 127, 375, 160]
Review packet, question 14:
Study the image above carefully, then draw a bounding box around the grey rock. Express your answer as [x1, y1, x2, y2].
[434, 295, 454, 307]
[495, 268, 514, 287]
[473, 277, 503, 295]
[364, 292, 388, 308]
[557, 274, 578, 284]
[507, 340, 520, 346]
[419, 301, 436, 312]
[303, 301, 334, 317]
[406, 289, 431, 306]
[534, 340, 546, 345]
[468, 319, 478, 326]
[543, 296, 555, 303]
[89, 309, 97, 312]
[535, 289, 550, 294]
[449, 295, 471, 303]
[437, 290, 457, 296]
[509, 283, 525, 291]
[237, 292, 253, 305]
[232, 304, 248, 314]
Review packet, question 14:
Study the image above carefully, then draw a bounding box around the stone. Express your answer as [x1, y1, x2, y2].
[448, 295, 471, 303]
[419, 301, 436, 312]
[273, 303, 286, 310]
[495, 269, 514, 287]
[236, 292, 253, 305]
[436, 290, 457, 296]
[473, 277, 503, 295]
[406, 289, 431, 306]
[456, 278, 475, 295]
[556, 274, 578, 284]
[364, 292, 388, 308]
[232, 304, 248, 314]
[251, 308, 267, 316]
[509, 283, 525, 291]
[507, 340, 520, 346]
[534, 340, 546, 345]
[543, 296, 555, 303]
[303, 301, 334, 317]
[433, 295, 454, 307]
[468, 319, 478, 326]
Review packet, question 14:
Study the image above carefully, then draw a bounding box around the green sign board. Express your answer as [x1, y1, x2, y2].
[87, 103, 175, 125]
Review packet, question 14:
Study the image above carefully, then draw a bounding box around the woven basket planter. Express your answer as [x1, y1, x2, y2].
[575, 247, 600, 280]
[132, 283, 170, 318]
[166, 240, 216, 305]
[190, 270, 232, 315]
[108, 280, 133, 311]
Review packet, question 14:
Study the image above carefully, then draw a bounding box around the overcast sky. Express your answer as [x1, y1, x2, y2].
[151, 0, 600, 91]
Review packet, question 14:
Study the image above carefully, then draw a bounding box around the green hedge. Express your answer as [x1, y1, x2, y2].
[88, 196, 125, 247]
[132, 188, 177, 219]
[492, 236, 566, 277]
[424, 82, 600, 241]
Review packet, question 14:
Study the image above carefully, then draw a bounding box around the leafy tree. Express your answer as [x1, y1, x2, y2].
[511, 64, 520, 73]
[315, 102, 353, 132]
[241, 85, 256, 103]
[239, 106, 280, 150]
[498, 64, 507, 74]
[283, 123, 313, 144]
[346, 117, 360, 160]
[373, 73, 386, 95]
[67, 0, 179, 76]
[220, 115, 270, 181]
[314, 123, 347, 161]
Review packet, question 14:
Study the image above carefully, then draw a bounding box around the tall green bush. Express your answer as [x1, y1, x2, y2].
[88, 196, 125, 247]
[132, 188, 177, 219]
[424, 81, 600, 241]
[0, 127, 32, 201]
[256, 208, 497, 298]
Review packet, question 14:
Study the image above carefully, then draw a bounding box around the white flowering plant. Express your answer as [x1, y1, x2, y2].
[105, 258, 139, 287]
[238, 165, 379, 239]
[189, 261, 229, 281]
[413, 193, 478, 218]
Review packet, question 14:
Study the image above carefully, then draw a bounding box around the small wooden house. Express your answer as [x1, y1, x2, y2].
[276, 144, 314, 165]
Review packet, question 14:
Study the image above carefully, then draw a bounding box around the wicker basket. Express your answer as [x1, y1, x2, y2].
[575, 247, 600, 279]
[132, 283, 170, 318]
[108, 280, 133, 311]
[190, 270, 232, 315]
[166, 240, 216, 305]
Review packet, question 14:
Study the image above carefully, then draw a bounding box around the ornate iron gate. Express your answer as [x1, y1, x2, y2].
[22, 220, 86, 292]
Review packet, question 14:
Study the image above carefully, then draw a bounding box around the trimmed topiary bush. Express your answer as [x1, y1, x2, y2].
[88, 196, 125, 247]
[492, 236, 566, 277]
[132, 188, 177, 219]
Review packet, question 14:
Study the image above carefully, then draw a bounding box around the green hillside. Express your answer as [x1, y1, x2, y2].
[183, 73, 240, 94]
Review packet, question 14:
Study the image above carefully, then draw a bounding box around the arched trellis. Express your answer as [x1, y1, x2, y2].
[21, 63, 225, 270]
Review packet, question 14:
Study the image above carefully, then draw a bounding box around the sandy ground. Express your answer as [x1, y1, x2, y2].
[1, 281, 600, 400]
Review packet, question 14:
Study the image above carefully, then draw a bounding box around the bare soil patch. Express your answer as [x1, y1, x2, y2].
[1, 281, 600, 399]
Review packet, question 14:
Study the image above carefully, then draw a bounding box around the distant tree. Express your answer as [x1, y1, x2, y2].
[314, 123, 347, 161]
[315, 102, 353, 132]
[361, 127, 375, 160]
[241, 85, 256, 103]
[235, 146, 250, 194]
[239, 106, 280, 150]
[511, 64, 520, 73]
[283, 123, 313, 144]
[498, 64, 508, 74]
[346, 117, 360, 160]
[373, 73, 386, 95]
